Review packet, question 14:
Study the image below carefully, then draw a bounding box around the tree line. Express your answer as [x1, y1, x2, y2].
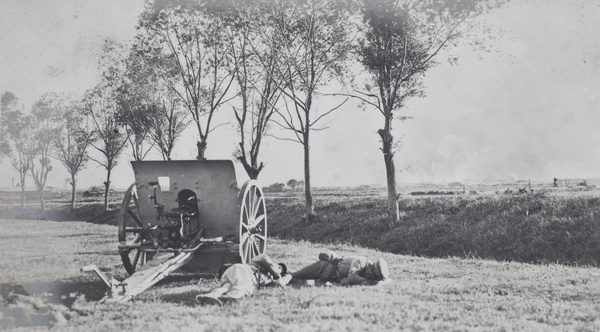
[0, 0, 506, 221]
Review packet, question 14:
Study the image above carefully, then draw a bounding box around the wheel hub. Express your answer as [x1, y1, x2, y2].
[249, 224, 263, 235]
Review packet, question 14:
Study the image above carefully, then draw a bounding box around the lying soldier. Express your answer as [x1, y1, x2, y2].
[291, 251, 389, 286]
[196, 253, 291, 306]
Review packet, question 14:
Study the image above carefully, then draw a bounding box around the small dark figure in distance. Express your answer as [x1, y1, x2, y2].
[196, 254, 291, 306]
[291, 251, 390, 286]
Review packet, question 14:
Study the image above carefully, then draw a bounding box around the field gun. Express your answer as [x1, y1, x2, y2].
[83, 160, 267, 302]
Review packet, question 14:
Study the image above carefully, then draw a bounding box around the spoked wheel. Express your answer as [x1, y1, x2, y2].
[239, 180, 267, 263]
[119, 183, 152, 275]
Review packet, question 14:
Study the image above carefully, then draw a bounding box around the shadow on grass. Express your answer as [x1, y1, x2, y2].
[0, 279, 107, 314]
[161, 290, 200, 307]
[0, 278, 111, 329]
[0, 279, 109, 305]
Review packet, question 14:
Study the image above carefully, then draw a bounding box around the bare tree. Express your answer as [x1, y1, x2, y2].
[85, 87, 128, 213]
[137, 2, 236, 160]
[29, 93, 64, 210]
[149, 98, 189, 161]
[4, 109, 35, 208]
[118, 99, 154, 162]
[116, 69, 158, 161]
[53, 96, 94, 209]
[356, 0, 507, 222]
[226, 0, 283, 179]
[85, 40, 130, 213]
[118, 37, 190, 161]
[264, 0, 354, 220]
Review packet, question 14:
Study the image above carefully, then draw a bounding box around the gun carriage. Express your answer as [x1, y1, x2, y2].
[83, 160, 267, 302]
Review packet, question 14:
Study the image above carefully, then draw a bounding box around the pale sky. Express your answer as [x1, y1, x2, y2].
[1, 0, 600, 190]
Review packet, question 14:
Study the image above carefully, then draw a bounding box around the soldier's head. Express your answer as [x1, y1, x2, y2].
[271, 263, 287, 279]
[373, 258, 389, 280]
[278, 263, 288, 277]
[363, 258, 389, 281]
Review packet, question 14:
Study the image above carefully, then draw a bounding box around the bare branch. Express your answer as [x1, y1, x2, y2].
[310, 97, 348, 127]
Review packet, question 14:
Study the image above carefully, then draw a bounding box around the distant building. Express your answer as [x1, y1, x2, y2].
[82, 186, 104, 197]
[553, 179, 586, 187]
[82, 186, 116, 197]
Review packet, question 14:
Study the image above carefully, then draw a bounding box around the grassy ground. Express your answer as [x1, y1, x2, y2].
[1, 219, 599, 331]
[267, 189, 600, 267]
[4, 186, 599, 267]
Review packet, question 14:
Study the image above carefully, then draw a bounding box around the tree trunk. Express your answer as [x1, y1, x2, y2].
[20, 177, 25, 209]
[197, 139, 207, 160]
[38, 187, 45, 211]
[303, 132, 314, 221]
[70, 173, 76, 210]
[238, 156, 260, 180]
[103, 169, 111, 213]
[379, 129, 399, 222]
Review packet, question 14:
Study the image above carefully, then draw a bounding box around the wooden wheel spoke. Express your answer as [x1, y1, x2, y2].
[245, 206, 255, 228]
[250, 239, 260, 257]
[240, 232, 249, 246]
[254, 214, 265, 226]
[132, 250, 142, 267]
[249, 187, 256, 216]
[127, 208, 143, 227]
[251, 193, 262, 220]
[245, 195, 251, 220]
[131, 192, 140, 215]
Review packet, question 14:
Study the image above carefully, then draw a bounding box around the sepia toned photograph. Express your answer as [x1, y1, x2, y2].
[1, 0, 599, 330]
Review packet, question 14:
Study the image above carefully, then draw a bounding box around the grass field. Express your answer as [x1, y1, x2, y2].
[0, 218, 599, 331]
[4, 182, 600, 269]
[268, 186, 600, 267]
[1, 184, 600, 330]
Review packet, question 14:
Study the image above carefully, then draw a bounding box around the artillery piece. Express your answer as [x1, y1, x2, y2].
[83, 160, 267, 302]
